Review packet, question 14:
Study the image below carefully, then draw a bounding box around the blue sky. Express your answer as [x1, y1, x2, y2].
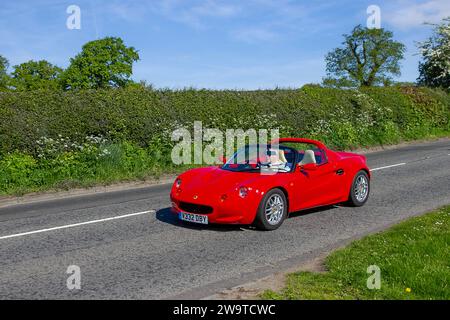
[1, 0, 449, 89]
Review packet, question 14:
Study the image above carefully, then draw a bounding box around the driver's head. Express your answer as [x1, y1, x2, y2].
[268, 149, 279, 163]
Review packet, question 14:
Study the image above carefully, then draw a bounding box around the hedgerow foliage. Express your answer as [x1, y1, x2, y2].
[1, 86, 449, 152]
[0, 86, 449, 194]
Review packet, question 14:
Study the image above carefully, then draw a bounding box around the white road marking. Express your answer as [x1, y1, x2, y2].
[0, 154, 443, 239]
[370, 163, 406, 171]
[0, 210, 155, 241]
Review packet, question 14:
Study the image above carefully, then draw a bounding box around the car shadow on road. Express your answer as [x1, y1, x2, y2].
[155, 207, 249, 232]
[156, 204, 341, 231]
[288, 204, 342, 219]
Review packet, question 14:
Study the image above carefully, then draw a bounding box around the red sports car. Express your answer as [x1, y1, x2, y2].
[170, 138, 370, 230]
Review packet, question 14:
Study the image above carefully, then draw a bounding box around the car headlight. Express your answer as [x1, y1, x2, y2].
[238, 186, 248, 198]
[175, 178, 182, 188]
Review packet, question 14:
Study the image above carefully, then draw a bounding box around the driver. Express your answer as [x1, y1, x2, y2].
[267, 149, 290, 172]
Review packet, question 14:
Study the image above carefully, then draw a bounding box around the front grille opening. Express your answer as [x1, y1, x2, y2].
[179, 202, 213, 214]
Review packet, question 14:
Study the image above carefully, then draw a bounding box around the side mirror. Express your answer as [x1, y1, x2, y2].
[300, 163, 318, 171]
[218, 155, 227, 165]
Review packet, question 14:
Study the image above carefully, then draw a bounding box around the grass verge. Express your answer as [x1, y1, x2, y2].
[261, 206, 450, 300]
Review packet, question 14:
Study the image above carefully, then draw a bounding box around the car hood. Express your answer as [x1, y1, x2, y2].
[178, 166, 270, 198]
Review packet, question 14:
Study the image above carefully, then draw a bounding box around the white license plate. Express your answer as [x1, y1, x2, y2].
[179, 212, 208, 224]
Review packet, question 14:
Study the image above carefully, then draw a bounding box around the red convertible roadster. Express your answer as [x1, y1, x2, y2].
[170, 138, 370, 230]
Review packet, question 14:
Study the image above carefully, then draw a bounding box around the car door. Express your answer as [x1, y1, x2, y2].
[291, 150, 342, 210]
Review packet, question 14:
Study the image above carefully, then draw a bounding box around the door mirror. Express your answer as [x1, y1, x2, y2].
[300, 163, 318, 171]
[218, 155, 227, 165]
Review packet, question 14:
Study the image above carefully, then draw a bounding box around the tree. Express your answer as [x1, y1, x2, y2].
[418, 17, 450, 89]
[11, 60, 63, 91]
[0, 55, 10, 90]
[324, 25, 406, 87]
[61, 37, 140, 89]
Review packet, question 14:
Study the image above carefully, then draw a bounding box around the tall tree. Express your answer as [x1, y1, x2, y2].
[11, 60, 63, 91]
[418, 17, 450, 89]
[61, 37, 140, 89]
[324, 25, 406, 87]
[0, 55, 10, 90]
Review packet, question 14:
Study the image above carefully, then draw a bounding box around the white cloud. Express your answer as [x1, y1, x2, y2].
[149, 0, 241, 28]
[232, 27, 278, 43]
[105, 0, 338, 42]
[190, 0, 239, 18]
[106, 2, 147, 22]
[104, 0, 240, 28]
[384, 0, 450, 29]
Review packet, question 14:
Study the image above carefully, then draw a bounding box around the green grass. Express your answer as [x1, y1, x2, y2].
[262, 206, 450, 300]
[0, 141, 201, 196]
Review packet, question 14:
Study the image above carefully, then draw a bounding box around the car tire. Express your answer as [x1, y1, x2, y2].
[254, 188, 288, 231]
[348, 170, 370, 207]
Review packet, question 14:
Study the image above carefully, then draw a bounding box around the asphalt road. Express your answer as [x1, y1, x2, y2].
[0, 139, 449, 299]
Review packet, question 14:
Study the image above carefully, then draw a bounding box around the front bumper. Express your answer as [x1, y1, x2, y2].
[170, 191, 260, 225]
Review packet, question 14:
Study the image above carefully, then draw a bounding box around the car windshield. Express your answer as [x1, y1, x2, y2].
[221, 144, 295, 173]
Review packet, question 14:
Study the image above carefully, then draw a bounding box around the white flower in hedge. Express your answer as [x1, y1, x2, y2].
[99, 148, 111, 158]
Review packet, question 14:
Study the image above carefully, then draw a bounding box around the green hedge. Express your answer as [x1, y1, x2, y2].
[1, 86, 449, 154]
[0, 86, 449, 194]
